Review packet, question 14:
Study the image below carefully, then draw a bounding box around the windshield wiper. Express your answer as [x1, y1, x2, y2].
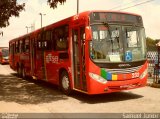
[102, 22, 114, 52]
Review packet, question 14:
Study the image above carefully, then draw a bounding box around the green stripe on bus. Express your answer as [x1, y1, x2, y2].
[101, 69, 107, 79]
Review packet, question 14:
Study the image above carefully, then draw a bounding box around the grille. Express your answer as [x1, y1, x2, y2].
[104, 65, 142, 74]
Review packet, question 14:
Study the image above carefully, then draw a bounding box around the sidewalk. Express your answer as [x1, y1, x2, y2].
[147, 77, 160, 88]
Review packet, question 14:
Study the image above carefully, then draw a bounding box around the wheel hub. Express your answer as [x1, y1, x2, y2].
[62, 76, 69, 90]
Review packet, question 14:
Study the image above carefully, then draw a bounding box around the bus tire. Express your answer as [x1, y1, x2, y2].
[60, 71, 71, 95]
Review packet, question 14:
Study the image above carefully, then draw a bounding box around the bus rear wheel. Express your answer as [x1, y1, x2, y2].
[60, 71, 71, 95]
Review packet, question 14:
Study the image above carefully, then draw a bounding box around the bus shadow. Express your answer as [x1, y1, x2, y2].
[0, 73, 143, 105]
[71, 90, 144, 104]
[0, 63, 9, 65]
[0, 73, 68, 105]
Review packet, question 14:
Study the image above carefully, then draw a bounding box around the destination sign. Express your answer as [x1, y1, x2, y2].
[90, 12, 143, 25]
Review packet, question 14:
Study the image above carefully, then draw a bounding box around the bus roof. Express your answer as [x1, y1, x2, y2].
[9, 10, 142, 43]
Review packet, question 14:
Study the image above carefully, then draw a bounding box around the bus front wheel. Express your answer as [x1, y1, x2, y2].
[60, 71, 71, 95]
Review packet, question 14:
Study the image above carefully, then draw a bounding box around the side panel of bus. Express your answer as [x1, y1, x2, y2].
[42, 24, 71, 84]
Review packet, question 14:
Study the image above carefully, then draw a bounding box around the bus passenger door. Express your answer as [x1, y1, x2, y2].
[35, 40, 46, 80]
[72, 27, 87, 91]
[30, 39, 36, 76]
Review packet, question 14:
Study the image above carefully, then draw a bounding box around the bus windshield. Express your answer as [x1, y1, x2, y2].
[90, 24, 146, 63]
[2, 49, 9, 57]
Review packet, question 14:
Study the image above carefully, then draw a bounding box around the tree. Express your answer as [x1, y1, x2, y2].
[0, 0, 67, 28]
[0, 0, 25, 28]
[0, 0, 66, 28]
[146, 37, 157, 51]
[47, 0, 66, 9]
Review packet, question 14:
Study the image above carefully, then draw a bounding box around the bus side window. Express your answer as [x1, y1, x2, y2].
[10, 43, 14, 55]
[20, 40, 24, 53]
[52, 29, 56, 50]
[42, 31, 52, 50]
[22, 40, 25, 52]
[54, 25, 69, 51]
[12, 43, 15, 54]
[37, 34, 42, 50]
[47, 31, 52, 50]
[15, 41, 19, 53]
[41, 32, 46, 49]
[25, 38, 30, 53]
[37, 41, 48, 50]
[42, 41, 47, 49]
[34, 37, 37, 48]
[38, 41, 42, 49]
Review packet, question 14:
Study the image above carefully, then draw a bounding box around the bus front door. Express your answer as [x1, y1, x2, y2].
[72, 27, 87, 91]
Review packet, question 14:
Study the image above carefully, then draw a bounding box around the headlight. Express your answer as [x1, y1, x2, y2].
[89, 72, 107, 84]
[139, 68, 148, 79]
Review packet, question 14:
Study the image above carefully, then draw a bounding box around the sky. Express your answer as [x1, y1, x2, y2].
[0, 0, 160, 47]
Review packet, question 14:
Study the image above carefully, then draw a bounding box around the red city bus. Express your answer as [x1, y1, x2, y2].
[9, 11, 147, 95]
[0, 47, 9, 64]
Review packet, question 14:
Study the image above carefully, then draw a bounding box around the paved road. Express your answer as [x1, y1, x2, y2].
[0, 65, 160, 117]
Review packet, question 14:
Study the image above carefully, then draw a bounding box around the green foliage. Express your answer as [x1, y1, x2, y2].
[47, 0, 66, 9]
[146, 37, 157, 51]
[0, 0, 67, 28]
[0, 0, 25, 28]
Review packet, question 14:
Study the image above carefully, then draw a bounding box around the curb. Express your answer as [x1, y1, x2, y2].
[147, 82, 160, 88]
